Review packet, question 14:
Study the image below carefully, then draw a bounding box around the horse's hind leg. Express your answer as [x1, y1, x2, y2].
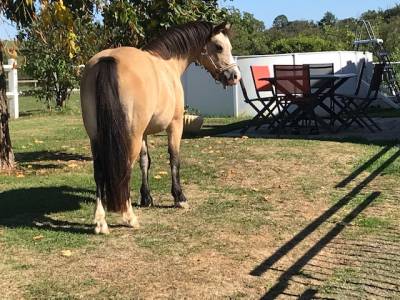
[121, 135, 142, 228]
[167, 121, 189, 209]
[92, 142, 110, 235]
[122, 197, 140, 229]
[139, 137, 154, 207]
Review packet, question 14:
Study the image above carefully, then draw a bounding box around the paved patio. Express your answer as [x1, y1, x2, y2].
[221, 118, 400, 142]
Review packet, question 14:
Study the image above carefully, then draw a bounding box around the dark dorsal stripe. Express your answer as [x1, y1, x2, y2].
[143, 21, 214, 59]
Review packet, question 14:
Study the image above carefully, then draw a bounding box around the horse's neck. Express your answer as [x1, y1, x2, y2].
[162, 56, 193, 76]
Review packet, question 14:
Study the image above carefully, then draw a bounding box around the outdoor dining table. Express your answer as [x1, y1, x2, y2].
[309, 73, 358, 131]
[311, 73, 358, 98]
[260, 72, 357, 133]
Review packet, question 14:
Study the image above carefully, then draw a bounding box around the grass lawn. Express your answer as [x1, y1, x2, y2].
[1, 95, 400, 299]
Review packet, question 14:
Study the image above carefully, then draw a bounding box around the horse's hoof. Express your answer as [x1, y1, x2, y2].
[94, 223, 110, 235]
[140, 195, 154, 207]
[122, 212, 140, 229]
[130, 220, 140, 229]
[125, 217, 140, 229]
[175, 201, 190, 209]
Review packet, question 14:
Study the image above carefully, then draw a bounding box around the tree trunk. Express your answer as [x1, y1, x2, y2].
[0, 44, 15, 170]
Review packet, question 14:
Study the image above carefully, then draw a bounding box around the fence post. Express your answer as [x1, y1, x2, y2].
[7, 58, 19, 119]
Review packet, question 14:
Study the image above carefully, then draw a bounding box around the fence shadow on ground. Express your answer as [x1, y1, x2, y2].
[250, 146, 400, 299]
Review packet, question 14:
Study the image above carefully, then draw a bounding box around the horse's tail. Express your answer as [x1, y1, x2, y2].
[95, 57, 131, 213]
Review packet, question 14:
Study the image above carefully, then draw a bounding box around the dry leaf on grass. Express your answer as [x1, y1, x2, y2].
[34, 139, 44, 144]
[154, 175, 162, 179]
[61, 250, 72, 257]
[157, 171, 168, 175]
[16, 173, 25, 178]
[67, 162, 79, 168]
[32, 235, 44, 241]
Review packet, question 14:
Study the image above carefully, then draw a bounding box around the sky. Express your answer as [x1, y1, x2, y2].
[219, 0, 400, 27]
[1, 0, 399, 39]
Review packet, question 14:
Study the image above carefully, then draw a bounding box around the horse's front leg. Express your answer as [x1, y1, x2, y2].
[139, 137, 154, 207]
[167, 120, 189, 209]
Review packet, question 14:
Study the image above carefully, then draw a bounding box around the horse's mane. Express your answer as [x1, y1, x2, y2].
[143, 21, 214, 59]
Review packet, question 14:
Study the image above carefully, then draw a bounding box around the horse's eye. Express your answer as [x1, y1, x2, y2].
[216, 44, 223, 52]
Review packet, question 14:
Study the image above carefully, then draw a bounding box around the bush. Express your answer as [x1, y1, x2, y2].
[270, 35, 334, 54]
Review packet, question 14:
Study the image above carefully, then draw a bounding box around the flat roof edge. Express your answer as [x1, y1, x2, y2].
[235, 51, 373, 59]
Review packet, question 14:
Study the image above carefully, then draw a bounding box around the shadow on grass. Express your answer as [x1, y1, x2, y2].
[19, 163, 64, 170]
[335, 145, 394, 188]
[251, 147, 400, 298]
[19, 109, 45, 117]
[185, 119, 399, 146]
[15, 151, 91, 163]
[0, 186, 94, 234]
[183, 119, 252, 138]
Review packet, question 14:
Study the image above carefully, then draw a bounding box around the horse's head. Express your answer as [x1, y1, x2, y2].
[196, 22, 241, 87]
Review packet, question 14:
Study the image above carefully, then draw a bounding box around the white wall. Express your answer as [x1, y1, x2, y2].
[182, 51, 374, 117]
[182, 63, 237, 116]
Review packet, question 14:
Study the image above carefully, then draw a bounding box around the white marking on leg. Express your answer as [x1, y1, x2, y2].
[93, 197, 109, 235]
[175, 201, 190, 209]
[122, 198, 140, 229]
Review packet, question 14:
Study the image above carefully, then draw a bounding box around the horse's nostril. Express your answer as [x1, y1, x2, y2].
[228, 72, 238, 81]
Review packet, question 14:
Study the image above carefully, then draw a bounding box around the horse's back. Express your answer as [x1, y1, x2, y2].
[81, 47, 179, 140]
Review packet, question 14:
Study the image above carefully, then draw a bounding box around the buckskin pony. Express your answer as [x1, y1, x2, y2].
[80, 21, 241, 234]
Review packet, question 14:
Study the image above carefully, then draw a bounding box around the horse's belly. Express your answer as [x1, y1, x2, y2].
[145, 114, 173, 135]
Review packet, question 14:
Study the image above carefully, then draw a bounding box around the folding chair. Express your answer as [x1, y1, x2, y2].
[336, 58, 366, 98]
[336, 63, 385, 132]
[332, 59, 367, 129]
[309, 63, 335, 125]
[310, 63, 334, 92]
[270, 64, 321, 133]
[240, 65, 277, 132]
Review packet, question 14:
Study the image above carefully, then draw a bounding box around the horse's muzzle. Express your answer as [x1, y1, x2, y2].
[221, 68, 241, 86]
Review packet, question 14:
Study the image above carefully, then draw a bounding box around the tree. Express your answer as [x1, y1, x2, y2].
[0, 0, 35, 27]
[0, 42, 15, 170]
[225, 8, 269, 55]
[0, 0, 36, 170]
[18, 1, 101, 107]
[270, 35, 333, 54]
[272, 15, 289, 28]
[102, 0, 225, 48]
[319, 11, 337, 27]
[379, 16, 400, 61]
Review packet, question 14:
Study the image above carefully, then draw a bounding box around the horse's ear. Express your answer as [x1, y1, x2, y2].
[213, 22, 231, 35]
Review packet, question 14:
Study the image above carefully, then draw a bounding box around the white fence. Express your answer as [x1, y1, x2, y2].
[4, 58, 19, 119]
